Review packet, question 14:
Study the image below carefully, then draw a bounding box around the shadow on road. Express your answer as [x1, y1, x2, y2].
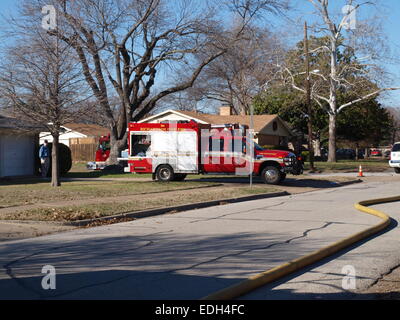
[188, 176, 350, 189]
[0, 269, 242, 300]
[1, 215, 396, 300]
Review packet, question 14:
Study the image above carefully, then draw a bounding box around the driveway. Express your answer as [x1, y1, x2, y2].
[0, 179, 399, 299]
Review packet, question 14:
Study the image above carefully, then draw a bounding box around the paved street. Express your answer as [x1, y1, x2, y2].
[307, 171, 397, 177]
[0, 180, 399, 300]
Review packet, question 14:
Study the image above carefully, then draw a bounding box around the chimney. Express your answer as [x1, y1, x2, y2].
[219, 106, 233, 116]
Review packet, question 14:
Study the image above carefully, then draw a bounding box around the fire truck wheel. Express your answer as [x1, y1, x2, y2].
[174, 174, 187, 181]
[261, 166, 282, 185]
[156, 165, 175, 182]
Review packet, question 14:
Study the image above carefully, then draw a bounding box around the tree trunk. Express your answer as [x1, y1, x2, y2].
[108, 132, 127, 165]
[292, 134, 303, 156]
[355, 143, 359, 161]
[313, 138, 321, 157]
[51, 133, 61, 187]
[328, 113, 337, 162]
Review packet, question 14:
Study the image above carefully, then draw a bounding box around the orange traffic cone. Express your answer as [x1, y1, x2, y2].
[358, 165, 364, 177]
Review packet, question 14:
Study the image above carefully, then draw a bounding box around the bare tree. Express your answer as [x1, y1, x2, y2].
[277, 0, 400, 162]
[187, 25, 285, 115]
[0, 4, 89, 186]
[15, 0, 287, 163]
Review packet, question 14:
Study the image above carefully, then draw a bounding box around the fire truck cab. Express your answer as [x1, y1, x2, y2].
[126, 121, 302, 185]
[87, 134, 111, 170]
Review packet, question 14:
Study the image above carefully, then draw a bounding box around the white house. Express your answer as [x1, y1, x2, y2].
[139, 107, 293, 146]
[40, 123, 109, 147]
[0, 116, 41, 178]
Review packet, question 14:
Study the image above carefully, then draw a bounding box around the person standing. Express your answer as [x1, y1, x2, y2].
[39, 140, 50, 178]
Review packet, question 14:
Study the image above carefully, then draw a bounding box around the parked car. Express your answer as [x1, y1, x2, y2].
[370, 149, 382, 157]
[389, 142, 400, 174]
[336, 148, 356, 160]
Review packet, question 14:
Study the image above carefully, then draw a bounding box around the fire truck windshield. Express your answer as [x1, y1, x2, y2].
[254, 142, 264, 151]
[99, 141, 110, 151]
[243, 138, 264, 151]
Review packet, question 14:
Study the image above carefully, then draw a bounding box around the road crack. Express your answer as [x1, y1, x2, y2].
[2, 229, 174, 298]
[188, 202, 288, 223]
[170, 222, 336, 273]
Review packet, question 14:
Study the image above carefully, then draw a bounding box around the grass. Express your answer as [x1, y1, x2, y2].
[65, 162, 152, 179]
[304, 159, 389, 172]
[2, 186, 277, 222]
[0, 163, 272, 209]
[0, 159, 370, 211]
[0, 180, 219, 208]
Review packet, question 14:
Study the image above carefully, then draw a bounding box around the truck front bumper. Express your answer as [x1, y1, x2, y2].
[389, 160, 400, 168]
[283, 161, 303, 175]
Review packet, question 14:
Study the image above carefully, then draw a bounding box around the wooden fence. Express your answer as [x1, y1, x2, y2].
[69, 137, 99, 161]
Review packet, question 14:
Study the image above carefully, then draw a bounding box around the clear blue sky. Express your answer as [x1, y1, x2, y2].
[1, 0, 399, 107]
[0, 0, 16, 20]
[377, 0, 400, 107]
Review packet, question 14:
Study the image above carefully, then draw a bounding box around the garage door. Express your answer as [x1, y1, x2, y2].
[0, 134, 35, 177]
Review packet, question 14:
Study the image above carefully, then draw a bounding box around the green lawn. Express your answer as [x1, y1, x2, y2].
[66, 162, 151, 179]
[0, 179, 219, 208]
[3, 186, 277, 222]
[304, 160, 389, 172]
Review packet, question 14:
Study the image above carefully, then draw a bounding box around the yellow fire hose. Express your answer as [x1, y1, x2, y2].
[202, 196, 397, 300]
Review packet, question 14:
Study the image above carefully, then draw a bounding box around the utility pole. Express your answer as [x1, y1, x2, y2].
[249, 104, 254, 188]
[304, 21, 315, 171]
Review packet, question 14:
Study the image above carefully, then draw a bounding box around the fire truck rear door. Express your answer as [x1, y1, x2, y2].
[151, 130, 198, 173]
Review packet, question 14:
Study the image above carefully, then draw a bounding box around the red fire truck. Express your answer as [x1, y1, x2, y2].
[126, 121, 302, 185]
[87, 134, 111, 170]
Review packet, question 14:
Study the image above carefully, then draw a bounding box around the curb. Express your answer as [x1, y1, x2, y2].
[338, 179, 362, 186]
[201, 195, 396, 300]
[65, 191, 290, 227]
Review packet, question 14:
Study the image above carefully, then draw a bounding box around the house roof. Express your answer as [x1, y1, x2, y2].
[0, 116, 44, 131]
[0, 118, 109, 136]
[140, 109, 292, 134]
[178, 111, 283, 133]
[63, 123, 109, 137]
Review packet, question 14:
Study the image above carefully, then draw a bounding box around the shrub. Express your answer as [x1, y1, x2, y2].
[301, 151, 310, 162]
[38, 142, 72, 177]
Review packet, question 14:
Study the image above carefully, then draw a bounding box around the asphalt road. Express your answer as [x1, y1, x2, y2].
[0, 179, 399, 300]
[307, 171, 397, 177]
